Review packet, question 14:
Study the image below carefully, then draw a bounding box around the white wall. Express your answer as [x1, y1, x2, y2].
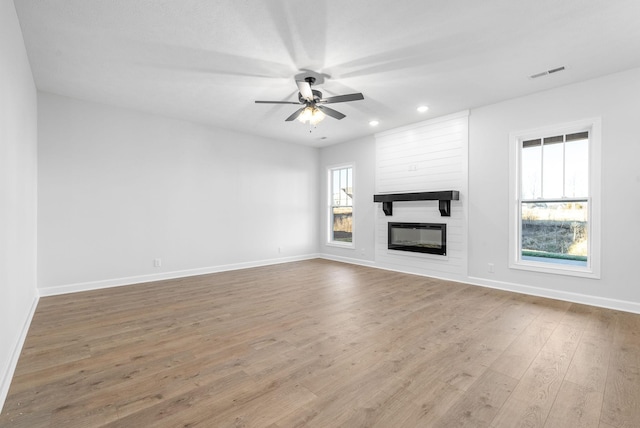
[0, 0, 39, 410]
[468, 67, 640, 311]
[319, 135, 376, 264]
[38, 93, 319, 293]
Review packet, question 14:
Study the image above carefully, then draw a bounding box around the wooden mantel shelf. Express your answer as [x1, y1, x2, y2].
[373, 190, 459, 216]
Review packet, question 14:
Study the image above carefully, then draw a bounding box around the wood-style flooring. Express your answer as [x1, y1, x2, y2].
[1, 259, 639, 427]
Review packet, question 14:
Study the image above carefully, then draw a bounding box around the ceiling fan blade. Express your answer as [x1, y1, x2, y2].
[296, 80, 314, 101]
[320, 93, 364, 104]
[285, 107, 306, 121]
[316, 105, 346, 120]
[255, 100, 301, 104]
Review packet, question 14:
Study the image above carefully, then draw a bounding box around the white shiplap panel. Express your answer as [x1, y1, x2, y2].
[377, 177, 461, 194]
[377, 150, 464, 169]
[374, 111, 468, 281]
[377, 135, 462, 155]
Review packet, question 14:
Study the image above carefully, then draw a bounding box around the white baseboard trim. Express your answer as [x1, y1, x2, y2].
[1, 294, 39, 414]
[37, 253, 640, 313]
[38, 254, 320, 297]
[319, 254, 377, 268]
[319, 253, 640, 314]
[363, 263, 466, 285]
[321, 254, 465, 286]
[466, 276, 640, 314]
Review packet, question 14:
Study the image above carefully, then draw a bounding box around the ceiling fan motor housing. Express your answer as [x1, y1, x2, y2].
[299, 89, 323, 104]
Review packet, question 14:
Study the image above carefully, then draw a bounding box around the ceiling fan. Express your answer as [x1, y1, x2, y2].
[255, 76, 364, 125]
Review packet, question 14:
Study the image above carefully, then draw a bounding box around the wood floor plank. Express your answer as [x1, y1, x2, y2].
[544, 380, 603, 428]
[488, 321, 583, 427]
[600, 312, 640, 428]
[489, 316, 558, 380]
[564, 331, 612, 392]
[433, 369, 518, 427]
[1, 259, 640, 427]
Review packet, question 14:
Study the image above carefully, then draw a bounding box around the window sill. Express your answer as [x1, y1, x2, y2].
[509, 258, 600, 279]
[326, 241, 355, 249]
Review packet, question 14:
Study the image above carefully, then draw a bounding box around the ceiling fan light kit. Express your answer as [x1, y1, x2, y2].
[255, 75, 364, 127]
[297, 106, 325, 125]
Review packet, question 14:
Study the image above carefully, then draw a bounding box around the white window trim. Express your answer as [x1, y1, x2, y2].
[327, 163, 356, 249]
[508, 118, 601, 278]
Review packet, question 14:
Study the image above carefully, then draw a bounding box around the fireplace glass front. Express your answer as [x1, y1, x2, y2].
[388, 222, 447, 255]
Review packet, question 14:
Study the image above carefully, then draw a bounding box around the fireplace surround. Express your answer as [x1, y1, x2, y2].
[388, 222, 447, 255]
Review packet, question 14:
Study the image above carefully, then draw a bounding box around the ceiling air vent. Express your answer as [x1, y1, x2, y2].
[529, 66, 566, 79]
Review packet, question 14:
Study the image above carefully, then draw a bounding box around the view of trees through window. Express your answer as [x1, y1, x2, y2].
[330, 166, 353, 243]
[520, 131, 589, 266]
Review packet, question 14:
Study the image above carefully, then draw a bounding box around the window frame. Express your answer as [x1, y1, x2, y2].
[327, 163, 355, 249]
[508, 118, 601, 278]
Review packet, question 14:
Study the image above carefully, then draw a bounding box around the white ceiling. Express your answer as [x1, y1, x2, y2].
[14, 0, 640, 147]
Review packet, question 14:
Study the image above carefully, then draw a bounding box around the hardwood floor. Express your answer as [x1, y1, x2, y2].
[2, 259, 639, 427]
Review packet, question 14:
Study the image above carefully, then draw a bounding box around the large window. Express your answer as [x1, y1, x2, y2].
[509, 119, 600, 277]
[328, 165, 354, 246]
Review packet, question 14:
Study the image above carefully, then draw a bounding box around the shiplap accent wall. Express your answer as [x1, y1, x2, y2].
[374, 111, 468, 280]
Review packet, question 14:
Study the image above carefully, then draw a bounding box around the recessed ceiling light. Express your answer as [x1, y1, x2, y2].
[369, 120, 379, 126]
[417, 105, 429, 113]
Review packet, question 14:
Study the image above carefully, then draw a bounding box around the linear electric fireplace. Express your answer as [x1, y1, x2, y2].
[388, 222, 447, 255]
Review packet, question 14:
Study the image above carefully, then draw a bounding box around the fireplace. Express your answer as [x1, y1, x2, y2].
[388, 222, 447, 255]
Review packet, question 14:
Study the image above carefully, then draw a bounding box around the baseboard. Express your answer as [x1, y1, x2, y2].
[38, 254, 320, 297]
[319, 253, 377, 268]
[466, 276, 640, 314]
[319, 253, 640, 315]
[1, 294, 39, 414]
[37, 253, 640, 313]
[321, 253, 466, 286]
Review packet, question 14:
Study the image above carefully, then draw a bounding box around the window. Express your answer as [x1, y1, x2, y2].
[328, 164, 354, 246]
[509, 119, 601, 277]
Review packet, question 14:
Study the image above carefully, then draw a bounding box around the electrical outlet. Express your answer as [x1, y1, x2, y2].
[154, 258, 162, 267]
[278, 247, 282, 254]
[488, 263, 494, 273]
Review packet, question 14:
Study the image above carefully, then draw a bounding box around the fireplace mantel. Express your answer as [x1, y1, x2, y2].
[373, 190, 459, 216]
